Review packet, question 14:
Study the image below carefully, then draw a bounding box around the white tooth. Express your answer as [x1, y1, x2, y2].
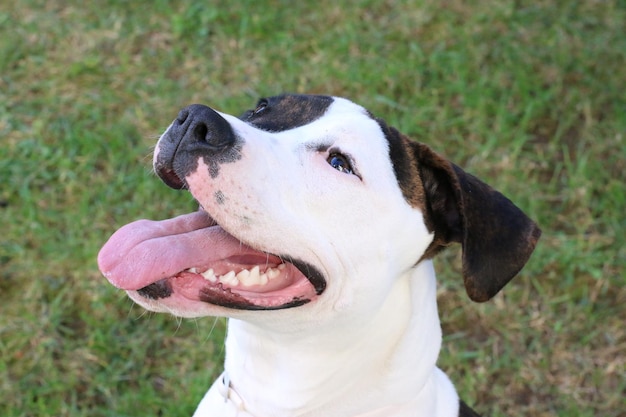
[278, 264, 286, 270]
[242, 266, 261, 287]
[249, 266, 261, 283]
[201, 268, 216, 282]
[267, 267, 281, 279]
[236, 268, 256, 287]
[220, 270, 238, 286]
[188, 267, 198, 273]
[259, 273, 269, 285]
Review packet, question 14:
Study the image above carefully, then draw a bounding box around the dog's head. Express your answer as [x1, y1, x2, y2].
[98, 94, 540, 322]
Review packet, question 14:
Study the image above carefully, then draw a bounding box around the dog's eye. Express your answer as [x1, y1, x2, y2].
[327, 153, 353, 175]
[253, 100, 268, 115]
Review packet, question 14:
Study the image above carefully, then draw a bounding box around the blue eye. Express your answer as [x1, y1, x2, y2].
[327, 153, 353, 175]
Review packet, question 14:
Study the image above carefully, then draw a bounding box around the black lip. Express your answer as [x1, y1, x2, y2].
[287, 258, 326, 295]
[137, 279, 172, 300]
[198, 284, 312, 311]
[155, 166, 186, 190]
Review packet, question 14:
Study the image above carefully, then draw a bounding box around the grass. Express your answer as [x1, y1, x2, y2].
[1, 0, 624, 415]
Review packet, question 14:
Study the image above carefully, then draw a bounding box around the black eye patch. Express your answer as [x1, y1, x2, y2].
[240, 94, 334, 132]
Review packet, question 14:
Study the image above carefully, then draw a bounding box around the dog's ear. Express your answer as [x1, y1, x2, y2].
[414, 142, 541, 302]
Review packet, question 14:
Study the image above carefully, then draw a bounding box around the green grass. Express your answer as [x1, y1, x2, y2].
[1, 0, 624, 415]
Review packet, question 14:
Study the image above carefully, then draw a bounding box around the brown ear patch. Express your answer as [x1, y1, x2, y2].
[377, 118, 540, 301]
[414, 143, 541, 302]
[377, 120, 427, 209]
[451, 164, 541, 301]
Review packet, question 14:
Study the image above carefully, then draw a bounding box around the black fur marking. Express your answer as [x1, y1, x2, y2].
[214, 190, 226, 205]
[459, 400, 481, 417]
[377, 117, 541, 302]
[376, 118, 425, 208]
[240, 94, 334, 132]
[414, 142, 542, 301]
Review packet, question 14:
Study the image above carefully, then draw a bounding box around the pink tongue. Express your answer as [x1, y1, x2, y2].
[97, 211, 254, 291]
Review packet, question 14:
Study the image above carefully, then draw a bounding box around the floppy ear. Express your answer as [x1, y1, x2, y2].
[414, 142, 541, 302]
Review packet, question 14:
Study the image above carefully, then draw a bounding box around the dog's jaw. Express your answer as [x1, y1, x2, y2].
[215, 261, 456, 417]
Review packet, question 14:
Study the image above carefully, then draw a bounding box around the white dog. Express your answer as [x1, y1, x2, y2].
[98, 95, 540, 417]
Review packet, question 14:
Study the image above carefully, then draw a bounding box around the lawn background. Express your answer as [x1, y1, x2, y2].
[1, 1, 624, 416]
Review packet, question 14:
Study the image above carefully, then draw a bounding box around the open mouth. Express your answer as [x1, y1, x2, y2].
[97, 210, 326, 310]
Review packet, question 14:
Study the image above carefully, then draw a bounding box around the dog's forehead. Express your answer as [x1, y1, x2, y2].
[240, 94, 371, 132]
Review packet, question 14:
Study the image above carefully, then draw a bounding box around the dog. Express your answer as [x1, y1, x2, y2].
[98, 94, 541, 417]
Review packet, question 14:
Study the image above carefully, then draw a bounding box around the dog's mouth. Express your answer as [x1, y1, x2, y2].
[97, 210, 326, 310]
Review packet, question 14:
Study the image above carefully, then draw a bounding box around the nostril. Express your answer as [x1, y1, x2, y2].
[193, 123, 209, 143]
[176, 108, 190, 124]
[175, 104, 235, 151]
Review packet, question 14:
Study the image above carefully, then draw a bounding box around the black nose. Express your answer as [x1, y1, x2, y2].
[175, 104, 236, 151]
[154, 104, 239, 189]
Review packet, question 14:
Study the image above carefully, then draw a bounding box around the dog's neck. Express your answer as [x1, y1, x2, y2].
[222, 261, 458, 417]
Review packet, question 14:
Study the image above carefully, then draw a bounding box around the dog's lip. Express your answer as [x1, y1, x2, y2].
[136, 262, 318, 310]
[156, 166, 186, 190]
[98, 210, 326, 307]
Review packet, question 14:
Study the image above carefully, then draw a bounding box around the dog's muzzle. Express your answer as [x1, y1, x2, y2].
[154, 104, 241, 189]
[93, 103, 327, 311]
